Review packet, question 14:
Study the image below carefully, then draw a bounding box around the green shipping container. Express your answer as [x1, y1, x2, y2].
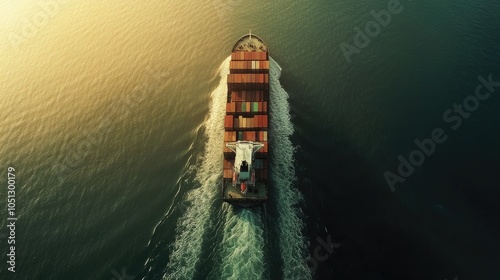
[252, 102, 258, 112]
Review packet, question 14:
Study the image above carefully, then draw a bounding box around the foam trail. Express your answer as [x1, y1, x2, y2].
[219, 206, 265, 280]
[269, 57, 312, 279]
[164, 57, 231, 280]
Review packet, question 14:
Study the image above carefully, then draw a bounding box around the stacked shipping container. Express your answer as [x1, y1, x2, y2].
[223, 50, 269, 181]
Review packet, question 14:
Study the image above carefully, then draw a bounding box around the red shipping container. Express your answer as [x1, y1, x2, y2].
[224, 115, 233, 129]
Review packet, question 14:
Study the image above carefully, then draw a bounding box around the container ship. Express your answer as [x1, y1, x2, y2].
[222, 33, 269, 207]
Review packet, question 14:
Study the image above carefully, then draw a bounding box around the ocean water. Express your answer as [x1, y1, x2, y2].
[1, 0, 500, 279]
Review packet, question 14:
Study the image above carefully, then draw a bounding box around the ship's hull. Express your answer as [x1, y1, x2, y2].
[222, 34, 270, 207]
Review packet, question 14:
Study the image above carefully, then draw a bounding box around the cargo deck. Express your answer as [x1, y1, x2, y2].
[222, 33, 269, 207]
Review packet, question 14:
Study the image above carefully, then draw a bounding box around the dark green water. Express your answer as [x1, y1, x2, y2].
[1, 0, 500, 279]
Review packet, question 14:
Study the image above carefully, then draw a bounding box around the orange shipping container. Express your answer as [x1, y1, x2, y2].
[224, 131, 236, 141]
[223, 142, 232, 153]
[224, 115, 233, 129]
